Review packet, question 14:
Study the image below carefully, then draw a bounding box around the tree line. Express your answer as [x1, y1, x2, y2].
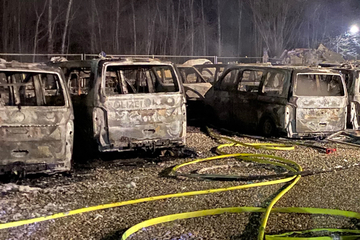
[0, 0, 357, 58]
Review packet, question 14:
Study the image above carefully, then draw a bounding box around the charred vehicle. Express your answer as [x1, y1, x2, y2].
[55, 60, 92, 96]
[194, 64, 230, 84]
[176, 64, 212, 121]
[55, 58, 186, 153]
[0, 61, 74, 175]
[204, 65, 347, 138]
[176, 64, 212, 101]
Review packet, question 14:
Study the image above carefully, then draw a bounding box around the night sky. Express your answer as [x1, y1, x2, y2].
[1, 0, 360, 58]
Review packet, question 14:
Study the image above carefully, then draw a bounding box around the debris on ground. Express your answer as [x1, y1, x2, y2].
[0, 183, 42, 194]
[326, 130, 360, 147]
[1, 127, 360, 239]
[277, 44, 345, 65]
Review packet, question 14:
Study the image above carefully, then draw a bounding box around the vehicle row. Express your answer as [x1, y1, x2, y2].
[1, 57, 359, 176]
[0, 58, 186, 175]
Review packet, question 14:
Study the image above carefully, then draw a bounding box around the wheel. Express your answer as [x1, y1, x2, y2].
[260, 117, 276, 137]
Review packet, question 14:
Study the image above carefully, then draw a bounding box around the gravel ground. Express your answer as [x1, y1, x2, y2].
[1, 126, 360, 240]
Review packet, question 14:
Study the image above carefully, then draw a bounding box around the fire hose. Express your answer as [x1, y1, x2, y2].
[1, 128, 360, 240]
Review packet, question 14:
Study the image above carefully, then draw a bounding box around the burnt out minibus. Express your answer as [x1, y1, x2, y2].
[0, 61, 74, 175]
[55, 58, 186, 154]
[204, 65, 347, 138]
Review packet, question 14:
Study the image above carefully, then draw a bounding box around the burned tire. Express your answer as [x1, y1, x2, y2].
[260, 117, 276, 137]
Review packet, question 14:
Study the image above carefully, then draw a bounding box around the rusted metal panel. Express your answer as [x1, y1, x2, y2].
[0, 61, 74, 175]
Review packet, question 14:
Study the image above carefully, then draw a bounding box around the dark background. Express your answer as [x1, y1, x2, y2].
[1, 0, 359, 58]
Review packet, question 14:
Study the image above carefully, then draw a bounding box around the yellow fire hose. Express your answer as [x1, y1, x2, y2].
[1, 128, 360, 240]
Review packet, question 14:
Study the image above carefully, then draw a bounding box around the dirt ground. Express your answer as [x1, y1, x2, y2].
[1, 126, 360, 240]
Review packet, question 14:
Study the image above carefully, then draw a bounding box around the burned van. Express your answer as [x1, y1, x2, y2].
[194, 64, 230, 84]
[56, 58, 186, 153]
[204, 65, 347, 138]
[331, 65, 360, 129]
[176, 64, 212, 101]
[0, 61, 74, 175]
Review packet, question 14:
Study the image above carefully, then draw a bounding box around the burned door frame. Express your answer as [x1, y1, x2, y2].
[350, 70, 360, 129]
[211, 67, 240, 122]
[177, 65, 212, 101]
[231, 68, 265, 128]
[194, 64, 230, 84]
[177, 66, 207, 84]
[336, 68, 360, 129]
[256, 68, 291, 134]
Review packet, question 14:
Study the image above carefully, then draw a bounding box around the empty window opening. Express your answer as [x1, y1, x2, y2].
[0, 72, 65, 106]
[237, 70, 264, 93]
[295, 74, 344, 96]
[104, 65, 179, 95]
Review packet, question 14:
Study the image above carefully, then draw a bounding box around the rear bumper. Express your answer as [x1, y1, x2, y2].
[285, 119, 346, 139]
[99, 139, 185, 152]
[0, 161, 70, 175]
[287, 131, 335, 139]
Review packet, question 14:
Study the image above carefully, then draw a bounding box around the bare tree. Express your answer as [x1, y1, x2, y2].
[1, 0, 356, 59]
[146, 0, 157, 55]
[131, 0, 137, 54]
[115, 0, 120, 53]
[189, 0, 195, 55]
[171, 0, 181, 55]
[250, 0, 305, 57]
[89, 0, 97, 53]
[47, 0, 53, 54]
[2, 0, 9, 53]
[237, 0, 243, 56]
[17, 0, 22, 54]
[201, 0, 206, 55]
[61, 0, 73, 54]
[33, 0, 47, 62]
[217, 0, 221, 56]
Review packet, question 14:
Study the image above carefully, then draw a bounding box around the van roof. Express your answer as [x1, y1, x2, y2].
[226, 64, 341, 74]
[0, 60, 62, 73]
[52, 57, 173, 69]
[330, 63, 360, 71]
